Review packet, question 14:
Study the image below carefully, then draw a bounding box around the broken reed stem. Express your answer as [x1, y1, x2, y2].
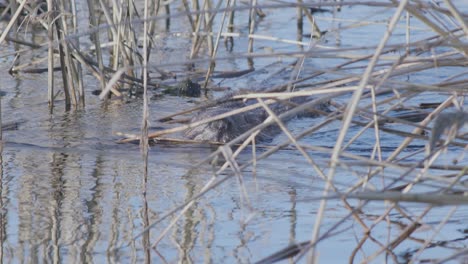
[297, 0, 303, 39]
[87, 0, 106, 92]
[182, 0, 195, 31]
[225, 0, 236, 49]
[70, 0, 85, 107]
[246, 0, 258, 67]
[55, 17, 71, 110]
[203, 0, 232, 90]
[0, 0, 27, 45]
[189, 0, 203, 59]
[47, 0, 54, 110]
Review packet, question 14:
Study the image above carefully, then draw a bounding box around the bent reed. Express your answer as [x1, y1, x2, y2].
[1, 0, 467, 263]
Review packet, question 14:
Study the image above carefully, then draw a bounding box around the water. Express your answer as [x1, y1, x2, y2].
[0, 2, 467, 263]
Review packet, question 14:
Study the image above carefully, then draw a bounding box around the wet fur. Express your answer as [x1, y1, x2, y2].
[185, 95, 330, 143]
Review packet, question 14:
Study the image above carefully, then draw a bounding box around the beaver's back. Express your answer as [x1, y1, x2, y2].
[184, 97, 330, 143]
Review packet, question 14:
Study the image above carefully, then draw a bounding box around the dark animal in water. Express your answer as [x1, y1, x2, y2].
[184, 96, 330, 143]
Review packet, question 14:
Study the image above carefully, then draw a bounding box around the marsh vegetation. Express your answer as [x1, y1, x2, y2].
[0, 0, 467, 263]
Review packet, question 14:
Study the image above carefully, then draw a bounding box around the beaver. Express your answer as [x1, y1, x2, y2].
[184, 95, 330, 143]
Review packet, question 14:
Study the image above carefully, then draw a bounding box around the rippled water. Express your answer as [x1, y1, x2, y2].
[0, 2, 467, 263]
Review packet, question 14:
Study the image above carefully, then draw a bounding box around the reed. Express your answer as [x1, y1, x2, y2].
[1, 0, 466, 262]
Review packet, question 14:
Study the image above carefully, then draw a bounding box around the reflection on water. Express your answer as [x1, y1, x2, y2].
[2, 139, 466, 262]
[0, 115, 341, 263]
[0, 2, 467, 263]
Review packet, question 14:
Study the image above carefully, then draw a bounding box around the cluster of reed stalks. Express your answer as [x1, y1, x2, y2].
[1, 0, 467, 262]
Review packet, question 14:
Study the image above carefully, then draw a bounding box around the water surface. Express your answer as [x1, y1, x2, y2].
[0, 2, 467, 263]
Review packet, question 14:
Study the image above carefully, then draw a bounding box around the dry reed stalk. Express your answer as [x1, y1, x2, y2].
[140, 5, 151, 256]
[142, 102, 359, 251]
[296, 0, 303, 40]
[182, 0, 195, 31]
[142, 130, 266, 246]
[258, 98, 326, 180]
[87, 0, 106, 92]
[203, 0, 214, 58]
[0, 0, 27, 45]
[247, 0, 257, 58]
[2, 0, 467, 261]
[349, 192, 468, 205]
[58, 1, 77, 106]
[202, 0, 232, 90]
[308, 0, 416, 261]
[55, 22, 71, 109]
[70, 0, 85, 107]
[411, 206, 458, 262]
[160, 2, 467, 261]
[131, 101, 333, 245]
[224, 0, 236, 50]
[189, 0, 203, 59]
[147, 146, 254, 247]
[47, 0, 54, 109]
[256, 101, 374, 238]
